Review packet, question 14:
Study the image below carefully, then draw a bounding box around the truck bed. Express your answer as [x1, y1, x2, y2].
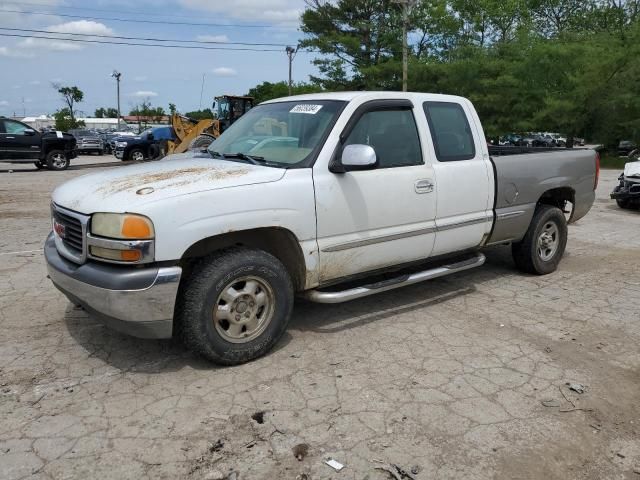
[487, 148, 597, 245]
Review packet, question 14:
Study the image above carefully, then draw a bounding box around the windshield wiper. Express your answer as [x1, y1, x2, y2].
[225, 152, 265, 165]
[208, 150, 283, 168]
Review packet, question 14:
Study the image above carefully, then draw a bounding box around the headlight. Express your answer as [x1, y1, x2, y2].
[115, 141, 128, 148]
[91, 213, 154, 239]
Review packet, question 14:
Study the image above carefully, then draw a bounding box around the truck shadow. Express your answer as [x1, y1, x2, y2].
[63, 307, 293, 373]
[290, 245, 516, 334]
[62, 246, 515, 372]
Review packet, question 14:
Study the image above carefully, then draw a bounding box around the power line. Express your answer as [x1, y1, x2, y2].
[2, 1, 265, 24]
[0, 27, 292, 47]
[0, 9, 281, 29]
[0, 33, 292, 52]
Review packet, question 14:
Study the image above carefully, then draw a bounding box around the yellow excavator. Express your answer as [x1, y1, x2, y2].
[166, 95, 254, 155]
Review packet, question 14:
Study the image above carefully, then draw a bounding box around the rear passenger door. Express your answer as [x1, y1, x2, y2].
[423, 101, 494, 255]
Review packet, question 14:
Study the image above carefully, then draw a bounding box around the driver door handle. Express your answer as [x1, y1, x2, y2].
[415, 179, 434, 194]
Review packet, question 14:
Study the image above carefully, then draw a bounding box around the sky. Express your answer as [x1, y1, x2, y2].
[0, 0, 317, 118]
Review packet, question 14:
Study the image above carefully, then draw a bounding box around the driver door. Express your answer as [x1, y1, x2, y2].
[313, 101, 437, 284]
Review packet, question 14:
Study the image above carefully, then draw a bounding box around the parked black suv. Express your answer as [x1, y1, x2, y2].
[113, 126, 176, 161]
[0, 118, 77, 170]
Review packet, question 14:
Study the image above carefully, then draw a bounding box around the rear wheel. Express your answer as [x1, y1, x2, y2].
[46, 150, 69, 171]
[512, 205, 568, 275]
[177, 248, 294, 365]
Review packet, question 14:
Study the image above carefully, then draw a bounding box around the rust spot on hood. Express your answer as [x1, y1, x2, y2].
[97, 166, 249, 195]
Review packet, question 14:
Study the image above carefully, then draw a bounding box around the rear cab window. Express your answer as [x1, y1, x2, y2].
[423, 102, 475, 162]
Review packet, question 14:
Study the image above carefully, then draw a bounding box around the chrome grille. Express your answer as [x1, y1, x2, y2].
[53, 209, 83, 252]
[51, 204, 89, 264]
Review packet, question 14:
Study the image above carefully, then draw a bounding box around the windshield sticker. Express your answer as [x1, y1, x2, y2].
[290, 104, 323, 114]
[56, 131, 63, 138]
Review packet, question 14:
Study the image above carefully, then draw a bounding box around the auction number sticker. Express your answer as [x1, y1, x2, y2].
[290, 104, 323, 114]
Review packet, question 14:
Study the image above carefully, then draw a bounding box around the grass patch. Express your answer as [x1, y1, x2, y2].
[600, 154, 631, 170]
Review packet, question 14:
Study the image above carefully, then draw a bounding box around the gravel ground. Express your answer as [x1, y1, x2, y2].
[1, 156, 639, 480]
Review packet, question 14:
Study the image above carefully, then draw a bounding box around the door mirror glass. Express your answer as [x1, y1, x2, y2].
[341, 144, 377, 170]
[24, 129, 36, 136]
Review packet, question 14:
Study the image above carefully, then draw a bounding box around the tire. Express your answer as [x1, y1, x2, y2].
[512, 205, 568, 275]
[129, 148, 144, 162]
[616, 199, 631, 209]
[34, 161, 46, 169]
[148, 143, 165, 161]
[97, 150, 104, 156]
[177, 247, 294, 365]
[189, 134, 216, 151]
[46, 150, 70, 171]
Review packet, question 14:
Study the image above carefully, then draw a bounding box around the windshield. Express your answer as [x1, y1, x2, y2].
[207, 100, 345, 168]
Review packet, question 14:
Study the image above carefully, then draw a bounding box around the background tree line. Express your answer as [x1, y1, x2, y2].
[248, 0, 640, 148]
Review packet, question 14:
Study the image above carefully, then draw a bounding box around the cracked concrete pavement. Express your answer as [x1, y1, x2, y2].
[1, 157, 639, 479]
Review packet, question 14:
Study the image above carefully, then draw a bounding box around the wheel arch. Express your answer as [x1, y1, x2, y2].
[537, 186, 575, 221]
[179, 227, 307, 291]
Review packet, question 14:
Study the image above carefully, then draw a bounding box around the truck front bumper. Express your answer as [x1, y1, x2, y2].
[44, 233, 181, 339]
[611, 179, 640, 203]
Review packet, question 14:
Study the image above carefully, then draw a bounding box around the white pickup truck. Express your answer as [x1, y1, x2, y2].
[45, 92, 599, 364]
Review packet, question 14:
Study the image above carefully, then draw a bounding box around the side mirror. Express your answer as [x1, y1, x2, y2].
[340, 144, 378, 171]
[24, 129, 36, 136]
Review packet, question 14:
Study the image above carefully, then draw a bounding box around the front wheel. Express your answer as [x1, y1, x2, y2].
[46, 150, 70, 171]
[616, 198, 631, 209]
[512, 205, 568, 275]
[177, 248, 294, 365]
[129, 149, 144, 162]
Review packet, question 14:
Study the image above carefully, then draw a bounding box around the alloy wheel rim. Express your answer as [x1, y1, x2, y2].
[213, 275, 275, 344]
[53, 154, 66, 168]
[537, 221, 559, 261]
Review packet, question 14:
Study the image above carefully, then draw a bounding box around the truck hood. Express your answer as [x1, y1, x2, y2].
[624, 160, 640, 180]
[52, 152, 286, 214]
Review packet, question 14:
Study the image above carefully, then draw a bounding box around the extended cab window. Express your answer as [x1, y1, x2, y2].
[4, 120, 30, 135]
[423, 102, 475, 162]
[344, 109, 422, 168]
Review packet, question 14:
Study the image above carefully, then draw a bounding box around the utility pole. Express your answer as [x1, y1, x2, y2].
[111, 70, 122, 128]
[21, 97, 25, 117]
[393, 0, 416, 92]
[199, 73, 206, 110]
[285, 46, 298, 96]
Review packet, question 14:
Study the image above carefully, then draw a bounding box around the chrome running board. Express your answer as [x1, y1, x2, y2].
[302, 253, 485, 304]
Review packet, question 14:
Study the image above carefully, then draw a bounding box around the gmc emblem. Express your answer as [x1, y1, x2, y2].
[53, 220, 66, 238]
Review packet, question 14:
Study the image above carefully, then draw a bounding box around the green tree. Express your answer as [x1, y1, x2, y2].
[184, 108, 214, 120]
[246, 81, 323, 104]
[300, 0, 404, 89]
[94, 107, 118, 118]
[53, 108, 85, 131]
[53, 84, 83, 125]
[168, 103, 177, 115]
[129, 100, 166, 130]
